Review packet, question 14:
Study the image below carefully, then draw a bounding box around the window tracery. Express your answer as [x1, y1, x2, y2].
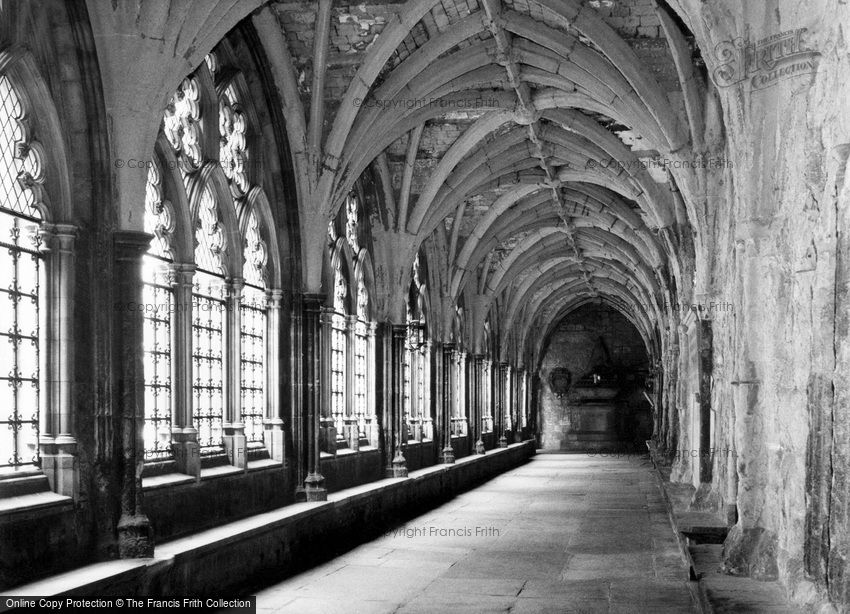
[163, 77, 202, 171]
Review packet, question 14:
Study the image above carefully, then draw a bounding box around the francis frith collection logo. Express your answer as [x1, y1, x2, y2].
[712, 27, 820, 90]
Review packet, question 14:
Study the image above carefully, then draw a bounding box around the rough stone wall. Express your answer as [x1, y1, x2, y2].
[539, 304, 650, 450]
[658, 0, 850, 608]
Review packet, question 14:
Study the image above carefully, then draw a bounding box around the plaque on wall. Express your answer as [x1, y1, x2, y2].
[549, 368, 571, 396]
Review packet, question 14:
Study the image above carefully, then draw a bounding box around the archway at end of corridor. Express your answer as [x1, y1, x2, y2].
[536, 303, 653, 453]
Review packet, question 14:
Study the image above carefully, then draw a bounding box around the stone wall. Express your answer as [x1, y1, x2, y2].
[655, 1, 850, 608]
[539, 304, 651, 451]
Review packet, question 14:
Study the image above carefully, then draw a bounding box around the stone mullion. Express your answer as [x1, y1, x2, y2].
[302, 294, 327, 501]
[170, 263, 199, 477]
[112, 230, 154, 558]
[441, 343, 455, 463]
[38, 223, 78, 497]
[264, 289, 284, 461]
[223, 278, 245, 469]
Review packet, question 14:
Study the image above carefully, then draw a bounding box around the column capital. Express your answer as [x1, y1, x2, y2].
[38, 222, 78, 251]
[226, 276, 244, 297]
[391, 322, 408, 339]
[266, 288, 284, 308]
[113, 230, 154, 259]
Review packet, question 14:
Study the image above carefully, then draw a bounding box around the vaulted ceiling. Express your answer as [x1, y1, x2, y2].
[88, 0, 709, 367]
[272, 0, 703, 362]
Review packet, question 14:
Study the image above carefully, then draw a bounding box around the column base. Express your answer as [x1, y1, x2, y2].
[172, 439, 201, 478]
[40, 439, 78, 498]
[498, 435, 508, 448]
[441, 446, 455, 464]
[117, 513, 154, 558]
[304, 472, 327, 501]
[389, 448, 408, 477]
[264, 422, 286, 462]
[475, 438, 486, 454]
[224, 431, 248, 469]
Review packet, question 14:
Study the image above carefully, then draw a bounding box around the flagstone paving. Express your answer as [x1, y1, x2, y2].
[256, 453, 698, 613]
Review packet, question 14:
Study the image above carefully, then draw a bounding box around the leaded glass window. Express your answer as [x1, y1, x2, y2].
[402, 345, 412, 439]
[330, 263, 347, 436]
[142, 163, 175, 461]
[0, 75, 43, 470]
[353, 320, 368, 438]
[192, 187, 226, 454]
[354, 279, 368, 438]
[415, 344, 427, 434]
[482, 361, 493, 433]
[330, 314, 346, 436]
[241, 209, 267, 444]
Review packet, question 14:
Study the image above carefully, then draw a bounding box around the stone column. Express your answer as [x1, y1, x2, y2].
[39, 224, 78, 498]
[473, 355, 486, 454]
[302, 294, 327, 501]
[441, 343, 455, 463]
[291, 293, 306, 499]
[390, 324, 408, 477]
[264, 289, 285, 461]
[461, 351, 470, 453]
[113, 230, 154, 558]
[169, 263, 199, 477]
[499, 362, 509, 448]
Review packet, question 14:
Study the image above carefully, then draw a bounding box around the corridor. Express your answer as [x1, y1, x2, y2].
[256, 454, 697, 613]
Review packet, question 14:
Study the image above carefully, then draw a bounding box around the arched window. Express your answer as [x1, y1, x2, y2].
[451, 305, 467, 438]
[404, 255, 432, 442]
[192, 186, 227, 454]
[141, 45, 285, 470]
[323, 190, 377, 453]
[142, 161, 175, 460]
[353, 277, 369, 438]
[240, 208, 267, 445]
[482, 319, 494, 434]
[0, 74, 43, 470]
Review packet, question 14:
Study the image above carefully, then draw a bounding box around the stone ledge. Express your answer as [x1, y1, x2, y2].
[647, 442, 798, 613]
[3, 441, 535, 598]
[0, 490, 73, 522]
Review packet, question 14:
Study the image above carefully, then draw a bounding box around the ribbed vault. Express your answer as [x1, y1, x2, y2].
[252, 0, 704, 370]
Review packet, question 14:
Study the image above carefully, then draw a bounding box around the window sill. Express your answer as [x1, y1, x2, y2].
[405, 439, 434, 446]
[0, 471, 51, 498]
[143, 459, 284, 492]
[320, 446, 381, 461]
[0, 490, 73, 522]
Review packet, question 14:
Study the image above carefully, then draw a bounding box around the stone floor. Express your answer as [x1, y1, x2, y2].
[255, 453, 699, 613]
